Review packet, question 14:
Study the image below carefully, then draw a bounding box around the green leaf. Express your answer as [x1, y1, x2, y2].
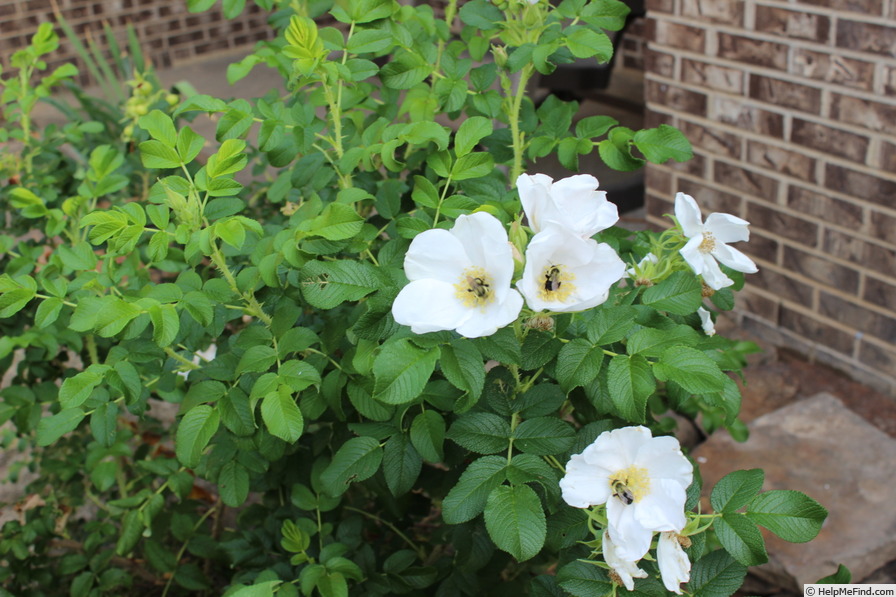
[817, 564, 852, 584]
[346, 29, 392, 54]
[711, 469, 764, 513]
[512, 417, 575, 455]
[566, 27, 614, 61]
[686, 550, 746, 597]
[626, 324, 700, 358]
[59, 365, 109, 409]
[586, 305, 637, 345]
[35, 297, 63, 327]
[237, 345, 278, 376]
[484, 484, 546, 562]
[715, 513, 768, 566]
[633, 124, 693, 164]
[36, 408, 85, 446]
[411, 176, 439, 209]
[575, 115, 618, 139]
[520, 331, 562, 371]
[149, 304, 180, 347]
[380, 56, 429, 90]
[555, 339, 603, 391]
[447, 412, 511, 455]
[451, 152, 494, 181]
[0, 277, 37, 318]
[372, 338, 439, 405]
[606, 354, 655, 423]
[219, 460, 250, 507]
[319, 436, 383, 496]
[139, 140, 181, 169]
[176, 126, 205, 164]
[401, 121, 450, 150]
[305, 203, 364, 241]
[441, 455, 506, 524]
[176, 405, 220, 468]
[299, 260, 382, 309]
[410, 410, 445, 462]
[642, 271, 703, 315]
[598, 129, 644, 172]
[261, 385, 304, 443]
[557, 560, 613, 597]
[455, 116, 493, 157]
[653, 346, 726, 394]
[458, 0, 502, 30]
[746, 490, 827, 543]
[90, 402, 119, 447]
[116, 510, 144, 556]
[138, 110, 177, 147]
[183, 291, 214, 326]
[439, 340, 485, 399]
[382, 434, 422, 497]
[516, 383, 566, 418]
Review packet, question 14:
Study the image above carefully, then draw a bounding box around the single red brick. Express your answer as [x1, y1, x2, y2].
[713, 160, 779, 201]
[790, 118, 869, 163]
[748, 202, 819, 247]
[836, 19, 896, 57]
[646, 80, 708, 116]
[825, 164, 896, 209]
[711, 97, 785, 138]
[779, 307, 855, 355]
[864, 275, 896, 311]
[749, 75, 823, 115]
[786, 185, 863, 230]
[819, 292, 896, 343]
[823, 229, 896, 272]
[748, 141, 817, 183]
[680, 0, 745, 26]
[755, 6, 831, 43]
[782, 246, 860, 294]
[718, 33, 789, 70]
[791, 48, 875, 91]
[752, 265, 815, 304]
[830, 94, 896, 136]
[681, 58, 744, 94]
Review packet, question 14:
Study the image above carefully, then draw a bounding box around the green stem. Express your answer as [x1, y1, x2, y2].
[85, 335, 100, 366]
[209, 243, 272, 326]
[432, 173, 453, 228]
[164, 346, 201, 370]
[161, 506, 217, 597]
[508, 64, 535, 184]
[344, 506, 425, 560]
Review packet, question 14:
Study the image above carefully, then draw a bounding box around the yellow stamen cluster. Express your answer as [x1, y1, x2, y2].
[454, 266, 495, 309]
[698, 232, 716, 254]
[536, 264, 576, 303]
[609, 465, 651, 504]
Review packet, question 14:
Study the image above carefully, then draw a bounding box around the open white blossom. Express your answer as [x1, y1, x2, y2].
[559, 426, 693, 561]
[697, 307, 715, 337]
[658, 532, 691, 594]
[517, 173, 618, 238]
[603, 530, 648, 590]
[517, 226, 625, 313]
[675, 192, 757, 290]
[391, 212, 523, 338]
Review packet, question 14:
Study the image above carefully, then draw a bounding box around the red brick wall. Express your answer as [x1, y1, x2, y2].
[0, 0, 274, 86]
[643, 0, 896, 396]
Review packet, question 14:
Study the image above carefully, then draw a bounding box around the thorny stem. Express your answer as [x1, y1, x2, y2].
[508, 63, 535, 184]
[209, 242, 272, 327]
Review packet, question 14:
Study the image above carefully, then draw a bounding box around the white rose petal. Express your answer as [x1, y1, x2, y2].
[698, 307, 716, 337]
[392, 212, 523, 338]
[517, 226, 625, 313]
[517, 173, 618, 238]
[603, 530, 648, 591]
[658, 532, 691, 594]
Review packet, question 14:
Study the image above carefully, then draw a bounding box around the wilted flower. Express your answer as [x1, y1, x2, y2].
[391, 212, 523, 338]
[697, 307, 715, 337]
[675, 192, 757, 290]
[517, 173, 618, 238]
[559, 426, 693, 561]
[658, 532, 691, 594]
[517, 226, 625, 313]
[603, 530, 647, 591]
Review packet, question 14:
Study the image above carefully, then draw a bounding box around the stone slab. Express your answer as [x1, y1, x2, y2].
[692, 392, 896, 591]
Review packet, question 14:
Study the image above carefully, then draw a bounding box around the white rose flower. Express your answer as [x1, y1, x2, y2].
[675, 192, 758, 290]
[517, 226, 625, 313]
[517, 173, 618, 238]
[697, 307, 715, 337]
[391, 212, 524, 338]
[603, 530, 648, 591]
[658, 532, 691, 594]
[559, 426, 693, 561]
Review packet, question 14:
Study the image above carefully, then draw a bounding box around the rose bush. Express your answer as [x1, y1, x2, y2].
[0, 1, 841, 596]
